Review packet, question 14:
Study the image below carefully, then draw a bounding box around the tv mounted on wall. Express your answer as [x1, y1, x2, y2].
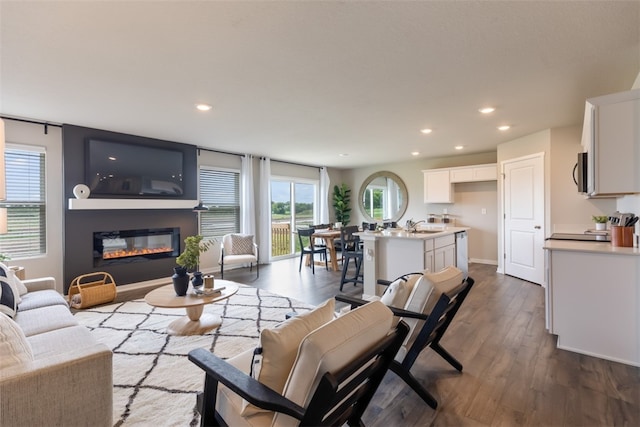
[86, 139, 184, 197]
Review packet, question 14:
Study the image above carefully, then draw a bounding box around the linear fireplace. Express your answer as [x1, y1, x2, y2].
[93, 227, 180, 267]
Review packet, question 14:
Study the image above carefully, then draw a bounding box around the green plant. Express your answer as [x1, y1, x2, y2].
[592, 215, 608, 224]
[0, 253, 10, 263]
[333, 183, 351, 225]
[176, 235, 212, 272]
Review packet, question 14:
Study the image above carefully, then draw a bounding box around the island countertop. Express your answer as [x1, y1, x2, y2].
[356, 226, 469, 241]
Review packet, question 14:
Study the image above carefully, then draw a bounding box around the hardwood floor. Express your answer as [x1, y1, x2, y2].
[121, 258, 640, 426]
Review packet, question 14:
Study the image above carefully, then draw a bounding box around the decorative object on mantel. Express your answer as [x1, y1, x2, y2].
[72, 183, 91, 199]
[175, 234, 212, 294]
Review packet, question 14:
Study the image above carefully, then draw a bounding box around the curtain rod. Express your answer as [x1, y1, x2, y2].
[260, 156, 321, 170]
[0, 115, 62, 135]
[198, 147, 321, 170]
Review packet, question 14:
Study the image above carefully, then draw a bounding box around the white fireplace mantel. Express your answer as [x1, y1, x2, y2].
[68, 198, 199, 210]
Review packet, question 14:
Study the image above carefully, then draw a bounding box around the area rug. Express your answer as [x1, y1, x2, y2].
[74, 284, 315, 427]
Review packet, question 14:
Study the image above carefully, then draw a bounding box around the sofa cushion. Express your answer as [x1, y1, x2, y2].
[0, 277, 17, 318]
[241, 298, 335, 416]
[274, 300, 393, 427]
[0, 312, 33, 370]
[14, 305, 78, 337]
[17, 290, 68, 312]
[27, 325, 97, 360]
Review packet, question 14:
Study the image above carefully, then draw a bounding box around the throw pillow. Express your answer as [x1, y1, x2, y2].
[241, 298, 335, 416]
[0, 312, 33, 370]
[13, 275, 28, 297]
[230, 234, 255, 255]
[0, 263, 26, 303]
[0, 276, 17, 318]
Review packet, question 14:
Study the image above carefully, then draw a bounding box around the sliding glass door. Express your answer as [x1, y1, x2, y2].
[270, 179, 316, 258]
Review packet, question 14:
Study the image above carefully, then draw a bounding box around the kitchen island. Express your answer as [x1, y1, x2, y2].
[544, 239, 640, 366]
[357, 226, 469, 299]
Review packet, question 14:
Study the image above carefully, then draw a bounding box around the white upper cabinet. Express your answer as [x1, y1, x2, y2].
[449, 164, 497, 183]
[423, 163, 497, 204]
[423, 169, 453, 203]
[582, 88, 640, 197]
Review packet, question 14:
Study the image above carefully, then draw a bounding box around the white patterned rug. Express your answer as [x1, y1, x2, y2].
[74, 284, 314, 427]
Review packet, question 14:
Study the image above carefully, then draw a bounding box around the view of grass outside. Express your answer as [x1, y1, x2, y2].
[271, 180, 316, 257]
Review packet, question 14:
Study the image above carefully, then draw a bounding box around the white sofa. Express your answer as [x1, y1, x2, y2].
[0, 275, 113, 427]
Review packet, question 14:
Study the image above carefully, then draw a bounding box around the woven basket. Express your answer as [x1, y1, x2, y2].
[68, 272, 117, 309]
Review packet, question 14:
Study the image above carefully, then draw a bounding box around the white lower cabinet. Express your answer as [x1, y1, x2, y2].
[547, 249, 639, 366]
[433, 234, 456, 272]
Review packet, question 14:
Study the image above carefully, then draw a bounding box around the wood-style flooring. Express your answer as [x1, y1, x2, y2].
[122, 257, 640, 426]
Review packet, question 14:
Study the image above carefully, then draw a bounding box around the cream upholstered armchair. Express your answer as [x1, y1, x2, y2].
[188, 299, 409, 427]
[218, 234, 259, 279]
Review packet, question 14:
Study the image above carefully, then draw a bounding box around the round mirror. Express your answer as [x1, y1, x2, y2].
[358, 171, 408, 224]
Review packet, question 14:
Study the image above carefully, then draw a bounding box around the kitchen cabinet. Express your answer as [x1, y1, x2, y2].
[449, 164, 497, 183]
[544, 241, 640, 366]
[581, 88, 640, 197]
[433, 234, 456, 272]
[423, 169, 453, 203]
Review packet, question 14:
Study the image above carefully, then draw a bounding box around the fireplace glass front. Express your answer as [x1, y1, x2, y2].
[93, 227, 180, 267]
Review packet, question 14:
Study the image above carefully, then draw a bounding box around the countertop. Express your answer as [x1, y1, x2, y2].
[356, 226, 469, 241]
[543, 239, 640, 256]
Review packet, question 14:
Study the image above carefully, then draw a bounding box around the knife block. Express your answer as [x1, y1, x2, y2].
[611, 226, 634, 247]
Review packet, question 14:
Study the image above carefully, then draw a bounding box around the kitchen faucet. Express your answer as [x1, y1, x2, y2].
[405, 219, 425, 232]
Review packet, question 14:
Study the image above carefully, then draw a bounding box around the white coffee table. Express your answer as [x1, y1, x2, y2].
[144, 280, 239, 336]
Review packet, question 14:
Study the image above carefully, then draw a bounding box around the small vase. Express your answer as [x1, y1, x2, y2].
[172, 266, 189, 296]
[595, 222, 606, 231]
[191, 271, 203, 290]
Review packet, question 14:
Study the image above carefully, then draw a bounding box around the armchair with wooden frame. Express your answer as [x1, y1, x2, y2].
[189, 299, 409, 427]
[336, 266, 474, 409]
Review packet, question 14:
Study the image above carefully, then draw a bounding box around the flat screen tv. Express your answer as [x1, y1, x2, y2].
[86, 139, 184, 197]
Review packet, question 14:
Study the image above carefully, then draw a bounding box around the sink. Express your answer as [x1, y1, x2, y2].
[412, 229, 442, 234]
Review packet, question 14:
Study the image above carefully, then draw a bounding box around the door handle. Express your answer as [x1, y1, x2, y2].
[534, 225, 541, 229]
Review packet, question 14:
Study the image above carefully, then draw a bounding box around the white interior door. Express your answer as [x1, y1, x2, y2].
[503, 154, 544, 285]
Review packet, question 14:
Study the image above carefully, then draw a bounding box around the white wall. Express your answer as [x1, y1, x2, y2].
[2, 120, 64, 290]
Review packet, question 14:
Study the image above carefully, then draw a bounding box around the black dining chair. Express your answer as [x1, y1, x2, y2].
[297, 228, 328, 273]
[339, 225, 363, 290]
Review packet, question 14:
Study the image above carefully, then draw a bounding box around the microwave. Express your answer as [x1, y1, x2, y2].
[575, 152, 588, 193]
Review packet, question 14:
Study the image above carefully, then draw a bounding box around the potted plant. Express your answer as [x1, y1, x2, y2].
[174, 235, 212, 295]
[333, 183, 352, 226]
[592, 215, 608, 231]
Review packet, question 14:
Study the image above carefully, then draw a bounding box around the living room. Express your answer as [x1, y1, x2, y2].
[1, 1, 640, 426]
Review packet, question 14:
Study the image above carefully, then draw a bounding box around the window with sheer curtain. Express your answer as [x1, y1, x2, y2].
[199, 167, 240, 240]
[0, 146, 46, 259]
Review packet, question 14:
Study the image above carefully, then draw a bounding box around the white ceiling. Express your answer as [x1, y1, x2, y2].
[1, 1, 639, 169]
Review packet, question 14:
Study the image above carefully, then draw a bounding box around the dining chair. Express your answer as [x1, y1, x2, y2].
[339, 225, 363, 290]
[311, 224, 331, 260]
[297, 228, 328, 273]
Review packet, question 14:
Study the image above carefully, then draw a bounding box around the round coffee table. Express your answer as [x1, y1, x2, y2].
[144, 280, 239, 336]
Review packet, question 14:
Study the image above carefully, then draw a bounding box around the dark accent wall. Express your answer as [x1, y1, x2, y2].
[62, 125, 198, 292]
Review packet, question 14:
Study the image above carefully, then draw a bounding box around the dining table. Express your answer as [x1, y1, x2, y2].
[310, 229, 342, 272]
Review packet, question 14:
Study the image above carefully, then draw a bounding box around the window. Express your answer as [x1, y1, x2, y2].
[0, 146, 46, 258]
[199, 167, 240, 240]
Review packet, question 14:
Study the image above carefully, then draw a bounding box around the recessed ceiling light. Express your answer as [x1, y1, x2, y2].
[420, 128, 432, 134]
[454, 145, 464, 150]
[196, 103, 212, 111]
[497, 125, 511, 131]
[411, 151, 420, 156]
[339, 153, 349, 157]
[479, 107, 495, 114]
